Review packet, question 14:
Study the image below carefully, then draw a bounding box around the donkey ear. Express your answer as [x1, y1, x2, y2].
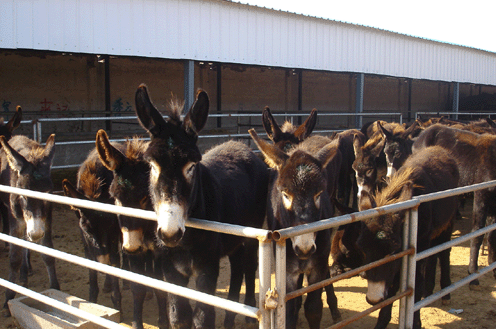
[399, 181, 414, 201]
[43, 134, 56, 165]
[486, 117, 496, 128]
[358, 190, 376, 211]
[377, 121, 392, 140]
[403, 120, 419, 138]
[96, 129, 126, 171]
[293, 108, 317, 141]
[353, 133, 364, 158]
[0, 136, 31, 174]
[370, 135, 385, 158]
[6, 106, 22, 132]
[135, 84, 167, 137]
[315, 137, 340, 169]
[249, 129, 288, 170]
[262, 107, 283, 142]
[62, 179, 84, 199]
[183, 90, 209, 136]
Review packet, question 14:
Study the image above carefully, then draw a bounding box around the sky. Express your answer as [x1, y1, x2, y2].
[241, 0, 496, 53]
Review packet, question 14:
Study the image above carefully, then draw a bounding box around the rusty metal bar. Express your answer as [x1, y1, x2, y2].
[285, 248, 415, 301]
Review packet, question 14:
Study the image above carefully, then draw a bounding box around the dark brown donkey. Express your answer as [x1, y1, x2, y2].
[134, 85, 269, 329]
[357, 146, 459, 329]
[412, 124, 496, 287]
[62, 143, 125, 320]
[94, 131, 167, 329]
[0, 105, 23, 239]
[1, 134, 60, 316]
[249, 129, 342, 329]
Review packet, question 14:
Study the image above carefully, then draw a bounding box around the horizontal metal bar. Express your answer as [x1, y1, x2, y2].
[328, 288, 413, 329]
[417, 222, 496, 261]
[273, 198, 420, 241]
[285, 248, 415, 301]
[415, 180, 496, 203]
[0, 233, 260, 320]
[0, 184, 270, 240]
[0, 278, 125, 329]
[414, 260, 496, 311]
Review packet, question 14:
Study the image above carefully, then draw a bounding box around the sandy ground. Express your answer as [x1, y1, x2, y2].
[1, 198, 496, 329]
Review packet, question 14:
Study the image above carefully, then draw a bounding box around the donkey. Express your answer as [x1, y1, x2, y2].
[377, 121, 420, 178]
[61, 143, 125, 319]
[352, 131, 385, 201]
[0, 134, 60, 316]
[94, 130, 167, 329]
[262, 106, 317, 152]
[412, 124, 496, 287]
[249, 129, 342, 329]
[0, 105, 23, 239]
[357, 146, 459, 329]
[134, 84, 269, 329]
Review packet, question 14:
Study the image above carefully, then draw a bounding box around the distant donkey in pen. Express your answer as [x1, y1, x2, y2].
[134, 84, 269, 329]
[1, 134, 59, 316]
[249, 128, 342, 329]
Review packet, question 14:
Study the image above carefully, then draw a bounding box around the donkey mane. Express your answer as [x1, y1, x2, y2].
[124, 136, 148, 160]
[280, 121, 297, 134]
[363, 131, 384, 149]
[374, 167, 421, 206]
[78, 157, 105, 199]
[165, 96, 185, 125]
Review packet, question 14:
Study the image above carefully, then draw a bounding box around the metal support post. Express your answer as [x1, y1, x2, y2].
[275, 240, 286, 328]
[184, 60, 195, 112]
[452, 81, 459, 120]
[259, 238, 273, 329]
[355, 73, 364, 129]
[405, 207, 419, 328]
[399, 208, 411, 328]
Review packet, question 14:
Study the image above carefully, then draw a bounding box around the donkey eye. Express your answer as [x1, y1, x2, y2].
[183, 162, 196, 181]
[282, 191, 293, 210]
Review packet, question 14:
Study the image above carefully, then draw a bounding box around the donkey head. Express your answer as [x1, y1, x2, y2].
[250, 129, 337, 259]
[262, 107, 317, 152]
[352, 133, 385, 200]
[0, 134, 55, 242]
[96, 129, 154, 254]
[0, 105, 22, 144]
[378, 121, 418, 178]
[134, 84, 209, 247]
[356, 181, 413, 305]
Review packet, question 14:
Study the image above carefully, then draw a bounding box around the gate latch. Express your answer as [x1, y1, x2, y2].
[264, 288, 278, 310]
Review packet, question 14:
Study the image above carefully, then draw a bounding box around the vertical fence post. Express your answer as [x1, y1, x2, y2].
[37, 120, 42, 143]
[275, 239, 286, 329]
[405, 206, 419, 328]
[259, 238, 273, 329]
[399, 207, 411, 327]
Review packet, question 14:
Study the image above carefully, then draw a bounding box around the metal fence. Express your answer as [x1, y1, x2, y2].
[1, 177, 495, 328]
[16, 111, 403, 170]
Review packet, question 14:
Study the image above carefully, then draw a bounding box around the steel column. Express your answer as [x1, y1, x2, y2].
[275, 240, 286, 328]
[405, 207, 419, 328]
[452, 81, 459, 120]
[104, 55, 111, 132]
[398, 205, 411, 328]
[258, 238, 273, 329]
[184, 60, 195, 112]
[355, 73, 364, 128]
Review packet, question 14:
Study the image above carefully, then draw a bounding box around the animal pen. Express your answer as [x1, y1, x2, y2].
[1, 175, 496, 328]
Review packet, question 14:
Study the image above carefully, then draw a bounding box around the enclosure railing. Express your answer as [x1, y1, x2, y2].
[1, 179, 495, 328]
[17, 111, 403, 169]
[415, 111, 496, 121]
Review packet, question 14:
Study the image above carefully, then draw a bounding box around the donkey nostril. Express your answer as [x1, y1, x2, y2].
[157, 228, 184, 246]
[28, 231, 45, 242]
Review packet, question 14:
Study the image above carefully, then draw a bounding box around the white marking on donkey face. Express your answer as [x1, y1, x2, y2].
[291, 233, 316, 258]
[121, 227, 145, 253]
[366, 280, 387, 304]
[386, 164, 396, 178]
[24, 209, 45, 242]
[155, 200, 187, 242]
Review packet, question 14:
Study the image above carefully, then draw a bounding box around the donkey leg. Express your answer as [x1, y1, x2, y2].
[193, 262, 219, 329]
[41, 233, 59, 290]
[128, 254, 148, 329]
[469, 194, 486, 288]
[304, 288, 324, 329]
[439, 248, 452, 304]
[324, 276, 342, 323]
[2, 243, 22, 316]
[19, 248, 31, 286]
[224, 247, 244, 329]
[486, 214, 496, 279]
[109, 248, 122, 320]
[88, 268, 99, 303]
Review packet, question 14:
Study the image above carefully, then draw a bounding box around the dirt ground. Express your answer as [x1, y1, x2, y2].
[1, 194, 496, 329]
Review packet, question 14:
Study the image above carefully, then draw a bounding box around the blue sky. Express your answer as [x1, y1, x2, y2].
[241, 0, 496, 53]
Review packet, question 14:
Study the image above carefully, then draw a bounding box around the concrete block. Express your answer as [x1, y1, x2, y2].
[7, 289, 119, 329]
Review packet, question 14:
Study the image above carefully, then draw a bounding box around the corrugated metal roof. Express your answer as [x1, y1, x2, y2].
[1, 0, 495, 85]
